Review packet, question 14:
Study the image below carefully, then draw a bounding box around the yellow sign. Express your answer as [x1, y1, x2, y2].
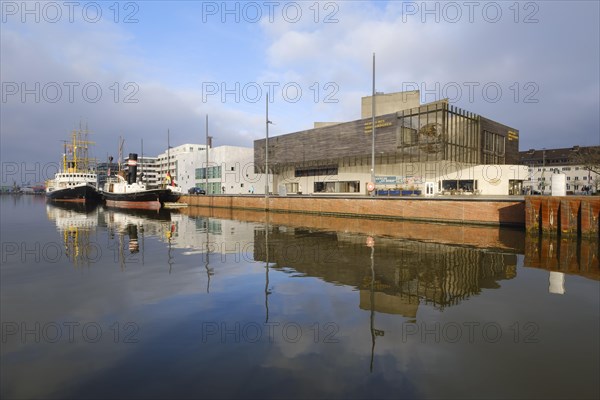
[364, 119, 393, 134]
[508, 130, 519, 141]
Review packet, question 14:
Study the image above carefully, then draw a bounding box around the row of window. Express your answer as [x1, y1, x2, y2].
[57, 173, 94, 179]
[530, 166, 582, 172]
[537, 176, 588, 181]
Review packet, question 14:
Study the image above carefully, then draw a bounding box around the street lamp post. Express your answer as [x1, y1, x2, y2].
[265, 93, 272, 202]
[371, 53, 376, 196]
[205, 115, 212, 195]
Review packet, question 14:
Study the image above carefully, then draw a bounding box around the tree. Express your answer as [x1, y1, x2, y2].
[570, 146, 600, 175]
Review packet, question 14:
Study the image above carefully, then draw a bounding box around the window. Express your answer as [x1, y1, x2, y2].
[441, 180, 475, 192]
[482, 130, 505, 164]
[295, 165, 338, 177]
[584, 176, 588, 180]
[314, 181, 360, 193]
[567, 177, 571, 181]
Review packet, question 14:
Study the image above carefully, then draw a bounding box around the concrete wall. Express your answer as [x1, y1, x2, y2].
[361, 91, 421, 118]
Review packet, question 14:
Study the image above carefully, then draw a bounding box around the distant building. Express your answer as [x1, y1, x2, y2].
[97, 162, 120, 187]
[255, 90, 527, 196]
[519, 146, 599, 194]
[122, 156, 160, 188]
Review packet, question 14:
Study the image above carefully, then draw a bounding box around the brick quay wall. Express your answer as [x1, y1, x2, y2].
[178, 195, 526, 227]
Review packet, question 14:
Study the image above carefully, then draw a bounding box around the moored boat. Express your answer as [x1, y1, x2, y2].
[101, 153, 176, 210]
[46, 128, 101, 203]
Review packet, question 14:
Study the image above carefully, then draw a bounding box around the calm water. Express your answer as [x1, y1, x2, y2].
[1, 195, 598, 399]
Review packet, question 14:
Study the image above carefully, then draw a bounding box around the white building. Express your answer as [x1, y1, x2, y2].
[520, 147, 599, 195]
[122, 156, 160, 188]
[157, 143, 267, 194]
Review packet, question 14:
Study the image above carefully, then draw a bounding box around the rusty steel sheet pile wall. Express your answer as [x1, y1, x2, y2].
[525, 196, 599, 238]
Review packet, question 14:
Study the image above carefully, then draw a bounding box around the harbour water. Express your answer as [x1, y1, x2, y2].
[1, 195, 598, 399]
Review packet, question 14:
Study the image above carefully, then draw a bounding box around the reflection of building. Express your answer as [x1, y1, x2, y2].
[255, 90, 527, 196]
[253, 227, 517, 317]
[169, 212, 257, 256]
[519, 146, 600, 195]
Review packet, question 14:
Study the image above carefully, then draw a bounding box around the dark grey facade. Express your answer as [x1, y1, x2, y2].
[255, 99, 519, 173]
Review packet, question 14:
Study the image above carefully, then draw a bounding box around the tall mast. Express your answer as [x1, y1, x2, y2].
[205, 115, 209, 194]
[62, 140, 68, 172]
[141, 138, 144, 184]
[118, 136, 124, 173]
[72, 129, 78, 172]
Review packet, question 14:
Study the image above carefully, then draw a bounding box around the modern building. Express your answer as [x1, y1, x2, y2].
[156, 143, 266, 194]
[255, 90, 527, 196]
[519, 146, 599, 195]
[157, 143, 208, 190]
[194, 145, 267, 195]
[122, 156, 160, 188]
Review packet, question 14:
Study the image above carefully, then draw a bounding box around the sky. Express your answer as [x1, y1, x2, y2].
[1, 0, 599, 185]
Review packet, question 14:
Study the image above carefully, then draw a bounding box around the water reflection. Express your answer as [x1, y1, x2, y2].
[253, 226, 517, 316]
[524, 234, 599, 280]
[46, 202, 100, 268]
[102, 207, 175, 270]
[2, 197, 597, 399]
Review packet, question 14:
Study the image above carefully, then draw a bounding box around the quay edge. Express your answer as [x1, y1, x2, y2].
[179, 195, 526, 228]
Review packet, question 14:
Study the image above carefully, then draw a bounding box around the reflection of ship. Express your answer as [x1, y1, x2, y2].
[103, 206, 177, 269]
[103, 206, 174, 236]
[46, 202, 100, 267]
[45, 128, 102, 203]
[101, 153, 180, 210]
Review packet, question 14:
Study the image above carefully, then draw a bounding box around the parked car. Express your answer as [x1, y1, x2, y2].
[188, 187, 206, 195]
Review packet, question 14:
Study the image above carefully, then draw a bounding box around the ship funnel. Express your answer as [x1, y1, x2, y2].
[127, 153, 138, 184]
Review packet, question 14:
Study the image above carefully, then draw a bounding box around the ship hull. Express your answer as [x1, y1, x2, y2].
[46, 184, 102, 203]
[102, 189, 172, 210]
[161, 191, 181, 204]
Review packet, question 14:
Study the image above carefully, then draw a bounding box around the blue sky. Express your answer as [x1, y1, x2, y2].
[1, 1, 599, 184]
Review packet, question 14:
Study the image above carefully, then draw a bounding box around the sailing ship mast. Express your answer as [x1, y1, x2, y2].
[64, 124, 96, 174]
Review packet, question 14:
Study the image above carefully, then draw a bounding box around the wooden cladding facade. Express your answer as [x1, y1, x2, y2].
[254, 101, 519, 172]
